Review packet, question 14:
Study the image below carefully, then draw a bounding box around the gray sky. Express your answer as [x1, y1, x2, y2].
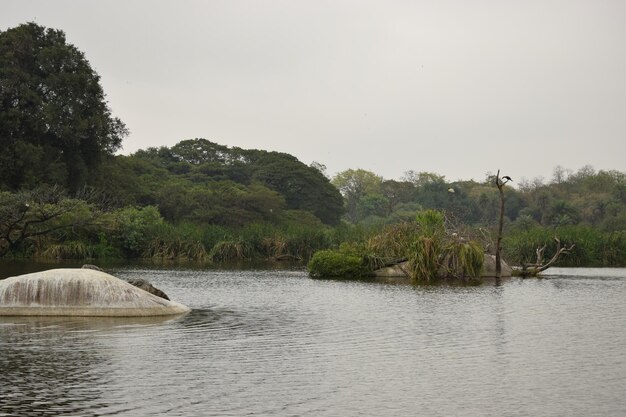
[3, 0, 626, 184]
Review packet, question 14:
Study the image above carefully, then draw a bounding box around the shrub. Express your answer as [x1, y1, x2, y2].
[416, 209, 446, 238]
[111, 206, 164, 257]
[307, 249, 370, 279]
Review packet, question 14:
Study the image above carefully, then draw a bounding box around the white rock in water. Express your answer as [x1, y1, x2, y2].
[0, 268, 191, 317]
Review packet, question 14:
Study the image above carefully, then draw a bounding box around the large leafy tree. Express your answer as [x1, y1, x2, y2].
[134, 139, 345, 225]
[244, 149, 344, 225]
[332, 169, 383, 223]
[0, 23, 127, 191]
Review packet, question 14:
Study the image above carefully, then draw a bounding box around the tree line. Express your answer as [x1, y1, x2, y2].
[331, 167, 626, 232]
[2, 22, 625, 268]
[330, 166, 626, 267]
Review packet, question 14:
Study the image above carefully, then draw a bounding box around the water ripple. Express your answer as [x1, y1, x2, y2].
[2, 268, 626, 416]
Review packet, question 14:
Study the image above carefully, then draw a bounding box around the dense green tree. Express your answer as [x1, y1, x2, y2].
[0, 23, 127, 191]
[133, 139, 344, 225]
[170, 139, 233, 165]
[380, 180, 414, 215]
[246, 150, 343, 224]
[332, 169, 383, 223]
[110, 205, 165, 257]
[403, 171, 450, 211]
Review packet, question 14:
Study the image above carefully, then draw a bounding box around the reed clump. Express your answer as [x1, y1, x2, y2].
[439, 240, 484, 282]
[144, 238, 207, 261]
[407, 210, 484, 283]
[366, 222, 420, 260]
[408, 237, 442, 283]
[209, 240, 252, 262]
[40, 241, 92, 259]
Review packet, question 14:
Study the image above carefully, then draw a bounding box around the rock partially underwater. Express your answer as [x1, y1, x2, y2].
[125, 278, 170, 300]
[0, 268, 191, 317]
[81, 264, 170, 300]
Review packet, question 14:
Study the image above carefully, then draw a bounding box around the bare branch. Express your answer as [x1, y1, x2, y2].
[521, 237, 575, 276]
[1, 186, 108, 257]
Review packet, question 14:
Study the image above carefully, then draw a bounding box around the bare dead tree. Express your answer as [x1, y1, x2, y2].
[520, 238, 575, 276]
[494, 170, 512, 284]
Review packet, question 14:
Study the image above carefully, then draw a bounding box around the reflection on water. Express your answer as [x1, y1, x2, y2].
[1, 267, 626, 416]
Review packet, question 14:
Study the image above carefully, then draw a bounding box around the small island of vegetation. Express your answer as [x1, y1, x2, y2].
[308, 210, 484, 284]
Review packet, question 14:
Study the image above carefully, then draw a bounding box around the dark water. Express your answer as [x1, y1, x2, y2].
[1, 266, 626, 416]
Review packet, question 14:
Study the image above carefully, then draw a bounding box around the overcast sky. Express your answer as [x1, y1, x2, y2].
[3, 0, 625, 183]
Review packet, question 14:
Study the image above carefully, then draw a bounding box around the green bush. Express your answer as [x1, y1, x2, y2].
[307, 249, 370, 279]
[111, 206, 165, 257]
[90, 233, 121, 259]
[415, 209, 446, 238]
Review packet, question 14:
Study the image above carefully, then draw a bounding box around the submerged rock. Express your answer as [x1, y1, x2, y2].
[373, 261, 412, 278]
[0, 268, 190, 317]
[125, 278, 170, 300]
[481, 254, 512, 278]
[81, 264, 170, 300]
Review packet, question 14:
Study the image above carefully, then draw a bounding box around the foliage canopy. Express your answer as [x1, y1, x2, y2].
[0, 23, 127, 191]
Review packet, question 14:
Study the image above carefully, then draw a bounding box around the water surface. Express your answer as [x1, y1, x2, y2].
[1, 267, 625, 416]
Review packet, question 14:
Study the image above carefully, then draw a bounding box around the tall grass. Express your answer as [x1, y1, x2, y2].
[209, 222, 336, 261]
[408, 237, 442, 283]
[440, 240, 484, 282]
[602, 231, 626, 266]
[209, 240, 252, 262]
[40, 241, 92, 259]
[408, 238, 484, 283]
[144, 237, 207, 261]
[366, 222, 420, 260]
[502, 225, 626, 267]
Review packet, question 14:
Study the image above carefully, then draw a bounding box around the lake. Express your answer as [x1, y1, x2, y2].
[1, 265, 626, 416]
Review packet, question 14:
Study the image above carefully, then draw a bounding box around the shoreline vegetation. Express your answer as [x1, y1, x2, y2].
[2, 181, 626, 280]
[2, 23, 626, 281]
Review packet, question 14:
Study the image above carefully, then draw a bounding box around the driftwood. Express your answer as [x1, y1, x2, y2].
[521, 237, 575, 276]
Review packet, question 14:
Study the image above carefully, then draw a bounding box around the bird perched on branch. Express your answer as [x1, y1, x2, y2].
[502, 175, 512, 182]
